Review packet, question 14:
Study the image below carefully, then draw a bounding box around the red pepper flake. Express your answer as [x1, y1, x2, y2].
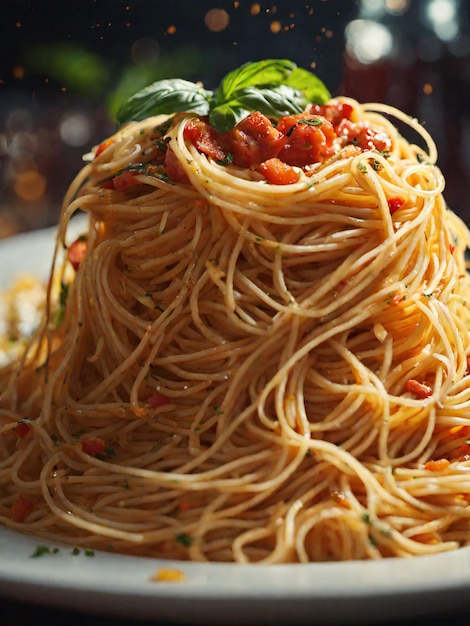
[147, 392, 170, 409]
[388, 197, 404, 214]
[16, 421, 31, 438]
[179, 500, 191, 511]
[405, 379, 433, 399]
[449, 244, 455, 254]
[81, 437, 106, 457]
[95, 137, 115, 158]
[11, 494, 33, 522]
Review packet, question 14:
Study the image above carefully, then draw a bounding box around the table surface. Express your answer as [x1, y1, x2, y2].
[2, 596, 470, 626]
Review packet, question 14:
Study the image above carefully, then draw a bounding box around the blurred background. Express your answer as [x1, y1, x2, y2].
[0, 0, 469, 239]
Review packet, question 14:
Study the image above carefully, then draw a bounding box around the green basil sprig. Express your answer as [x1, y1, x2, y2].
[116, 59, 331, 132]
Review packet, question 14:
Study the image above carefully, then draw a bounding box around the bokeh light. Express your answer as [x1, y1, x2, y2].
[204, 9, 230, 32]
[345, 19, 394, 64]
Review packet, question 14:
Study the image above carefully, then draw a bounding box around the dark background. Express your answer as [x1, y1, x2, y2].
[0, 0, 469, 238]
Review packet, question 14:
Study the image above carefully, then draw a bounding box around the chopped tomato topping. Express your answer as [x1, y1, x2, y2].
[310, 101, 354, 127]
[147, 392, 170, 409]
[164, 147, 189, 183]
[81, 437, 106, 457]
[177, 102, 393, 181]
[227, 111, 286, 168]
[336, 119, 392, 152]
[95, 137, 115, 158]
[388, 198, 404, 214]
[67, 236, 88, 271]
[16, 421, 31, 438]
[257, 158, 299, 185]
[424, 458, 450, 472]
[184, 118, 226, 161]
[112, 170, 144, 191]
[12, 494, 33, 522]
[276, 113, 336, 167]
[405, 379, 433, 399]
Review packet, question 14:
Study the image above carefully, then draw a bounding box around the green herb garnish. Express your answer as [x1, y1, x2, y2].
[31, 545, 60, 558]
[116, 59, 330, 133]
[175, 532, 193, 547]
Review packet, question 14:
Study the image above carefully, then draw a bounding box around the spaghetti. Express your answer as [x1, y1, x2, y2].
[1, 76, 470, 563]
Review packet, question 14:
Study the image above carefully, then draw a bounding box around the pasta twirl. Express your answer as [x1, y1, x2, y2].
[1, 71, 470, 563]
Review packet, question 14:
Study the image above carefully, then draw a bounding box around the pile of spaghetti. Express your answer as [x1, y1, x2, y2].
[2, 60, 470, 563]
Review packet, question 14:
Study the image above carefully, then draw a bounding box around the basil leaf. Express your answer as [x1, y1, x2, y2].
[209, 102, 251, 134]
[209, 85, 306, 132]
[213, 59, 297, 105]
[116, 78, 212, 124]
[285, 67, 330, 105]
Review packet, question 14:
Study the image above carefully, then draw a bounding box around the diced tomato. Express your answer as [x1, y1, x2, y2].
[81, 437, 105, 457]
[147, 392, 170, 409]
[179, 102, 393, 177]
[16, 421, 31, 438]
[310, 101, 354, 127]
[276, 113, 336, 167]
[388, 197, 404, 214]
[67, 236, 88, 271]
[11, 494, 33, 522]
[257, 158, 299, 185]
[405, 379, 433, 399]
[226, 111, 286, 169]
[336, 119, 392, 152]
[164, 146, 189, 183]
[424, 458, 450, 472]
[184, 118, 226, 161]
[112, 169, 144, 191]
[95, 137, 115, 158]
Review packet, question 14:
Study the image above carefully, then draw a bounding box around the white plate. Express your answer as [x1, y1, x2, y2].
[1, 222, 470, 625]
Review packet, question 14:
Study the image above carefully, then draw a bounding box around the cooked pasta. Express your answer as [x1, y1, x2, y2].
[1, 67, 470, 562]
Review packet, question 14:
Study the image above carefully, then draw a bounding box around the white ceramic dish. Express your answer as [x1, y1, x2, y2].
[1, 221, 470, 625]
